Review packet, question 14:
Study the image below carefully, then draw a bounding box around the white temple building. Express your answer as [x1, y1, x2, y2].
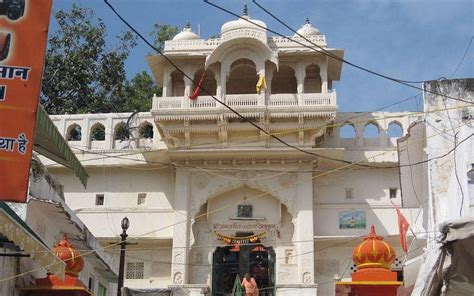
[41, 7, 434, 296]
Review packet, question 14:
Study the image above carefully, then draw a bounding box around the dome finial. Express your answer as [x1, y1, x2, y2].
[185, 21, 191, 29]
[243, 4, 248, 16]
[305, 17, 310, 25]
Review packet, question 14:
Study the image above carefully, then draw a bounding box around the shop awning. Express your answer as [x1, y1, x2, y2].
[33, 104, 88, 187]
[411, 217, 474, 295]
[0, 202, 65, 278]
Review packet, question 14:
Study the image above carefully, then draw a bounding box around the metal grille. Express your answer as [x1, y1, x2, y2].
[237, 205, 252, 218]
[126, 262, 144, 279]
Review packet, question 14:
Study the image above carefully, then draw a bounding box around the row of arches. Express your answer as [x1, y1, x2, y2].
[169, 59, 323, 96]
[340, 121, 403, 139]
[66, 122, 154, 142]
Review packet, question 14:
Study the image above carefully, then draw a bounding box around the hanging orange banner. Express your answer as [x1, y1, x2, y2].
[0, 0, 53, 202]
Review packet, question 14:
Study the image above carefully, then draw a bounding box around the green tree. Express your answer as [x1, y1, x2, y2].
[41, 5, 136, 114]
[115, 71, 161, 112]
[151, 24, 178, 50]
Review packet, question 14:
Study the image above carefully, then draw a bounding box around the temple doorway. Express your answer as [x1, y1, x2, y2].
[212, 240, 275, 296]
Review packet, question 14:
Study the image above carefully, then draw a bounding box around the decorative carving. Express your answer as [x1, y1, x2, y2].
[173, 272, 183, 285]
[284, 249, 294, 264]
[194, 173, 210, 189]
[195, 252, 203, 264]
[303, 272, 312, 284]
[174, 254, 184, 264]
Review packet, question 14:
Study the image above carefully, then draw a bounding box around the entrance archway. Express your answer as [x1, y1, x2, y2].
[212, 240, 275, 296]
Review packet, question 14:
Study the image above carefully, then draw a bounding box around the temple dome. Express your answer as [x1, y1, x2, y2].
[221, 4, 266, 34]
[53, 234, 84, 277]
[352, 225, 396, 270]
[172, 22, 199, 41]
[295, 18, 321, 36]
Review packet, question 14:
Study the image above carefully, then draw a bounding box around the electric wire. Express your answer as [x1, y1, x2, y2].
[103, 0, 473, 170]
[0, 122, 465, 283]
[205, 0, 473, 105]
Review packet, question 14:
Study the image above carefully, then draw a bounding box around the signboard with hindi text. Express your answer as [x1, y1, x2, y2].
[0, 0, 53, 202]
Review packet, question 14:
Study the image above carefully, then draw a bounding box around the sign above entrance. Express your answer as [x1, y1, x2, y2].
[215, 231, 267, 245]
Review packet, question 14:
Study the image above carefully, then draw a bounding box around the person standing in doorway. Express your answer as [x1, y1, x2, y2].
[241, 273, 259, 296]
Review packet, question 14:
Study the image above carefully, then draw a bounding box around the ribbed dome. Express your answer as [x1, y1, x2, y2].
[295, 18, 321, 36]
[221, 4, 266, 34]
[53, 234, 84, 277]
[352, 225, 396, 270]
[172, 22, 199, 41]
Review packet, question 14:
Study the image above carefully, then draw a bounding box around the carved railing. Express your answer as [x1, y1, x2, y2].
[226, 94, 260, 107]
[269, 93, 298, 106]
[153, 92, 336, 111]
[163, 33, 326, 52]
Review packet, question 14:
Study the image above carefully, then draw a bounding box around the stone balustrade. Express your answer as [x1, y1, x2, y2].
[46, 110, 418, 153]
[48, 112, 163, 152]
[163, 34, 326, 53]
[153, 92, 336, 110]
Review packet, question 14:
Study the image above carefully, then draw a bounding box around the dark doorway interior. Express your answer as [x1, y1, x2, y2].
[212, 241, 275, 296]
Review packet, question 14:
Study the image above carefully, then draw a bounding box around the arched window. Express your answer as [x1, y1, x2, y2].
[67, 124, 82, 141]
[304, 64, 322, 93]
[340, 124, 356, 138]
[364, 123, 380, 138]
[193, 69, 217, 96]
[114, 123, 129, 141]
[226, 59, 258, 94]
[90, 123, 105, 141]
[139, 122, 154, 139]
[387, 122, 403, 138]
[171, 70, 185, 96]
[271, 65, 297, 94]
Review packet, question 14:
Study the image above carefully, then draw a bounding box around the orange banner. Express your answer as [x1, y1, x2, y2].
[0, 0, 53, 202]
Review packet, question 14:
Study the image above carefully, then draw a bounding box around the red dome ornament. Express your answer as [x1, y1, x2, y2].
[352, 225, 396, 270]
[52, 234, 84, 277]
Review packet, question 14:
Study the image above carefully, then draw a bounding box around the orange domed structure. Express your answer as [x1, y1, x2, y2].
[336, 225, 402, 296]
[352, 225, 396, 270]
[20, 234, 91, 296]
[53, 234, 85, 277]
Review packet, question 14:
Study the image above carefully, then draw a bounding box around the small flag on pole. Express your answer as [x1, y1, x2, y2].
[396, 207, 410, 253]
[256, 75, 266, 93]
[189, 72, 205, 100]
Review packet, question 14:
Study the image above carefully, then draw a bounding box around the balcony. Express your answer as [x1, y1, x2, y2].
[152, 92, 337, 115]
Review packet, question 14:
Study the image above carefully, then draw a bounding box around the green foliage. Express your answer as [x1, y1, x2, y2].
[41, 4, 136, 114]
[139, 123, 154, 139]
[115, 71, 161, 112]
[91, 124, 105, 141]
[151, 24, 178, 50]
[41, 4, 178, 114]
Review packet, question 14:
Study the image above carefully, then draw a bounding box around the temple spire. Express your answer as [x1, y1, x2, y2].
[242, 4, 248, 17]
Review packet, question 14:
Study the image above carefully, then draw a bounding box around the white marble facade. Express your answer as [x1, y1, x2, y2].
[43, 9, 427, 296]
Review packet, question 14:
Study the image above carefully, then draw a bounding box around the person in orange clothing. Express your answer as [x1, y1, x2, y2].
[241, 273, 259, 296]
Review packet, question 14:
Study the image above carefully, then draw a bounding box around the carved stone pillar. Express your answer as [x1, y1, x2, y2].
[295, 171, 315, 285]
[171, 167, 191, 284]
[296, 62, 305, 106]
[319, 59, 328, 94]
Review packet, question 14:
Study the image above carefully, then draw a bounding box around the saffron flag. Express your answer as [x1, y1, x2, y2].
[396, 207, 410, 253]
[256, 75, 266, 93]
[189, 72, 205, 100]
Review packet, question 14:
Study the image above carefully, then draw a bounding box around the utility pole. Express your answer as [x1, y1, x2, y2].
[117, 216, 130, 296]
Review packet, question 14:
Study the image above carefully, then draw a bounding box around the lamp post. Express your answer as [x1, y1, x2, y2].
[117, 216, 129, 296]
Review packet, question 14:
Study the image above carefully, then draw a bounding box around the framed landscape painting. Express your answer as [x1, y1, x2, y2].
[339, 210, 366, 229]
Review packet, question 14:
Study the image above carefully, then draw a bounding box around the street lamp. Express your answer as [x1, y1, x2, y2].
[117, 216, 129, 296]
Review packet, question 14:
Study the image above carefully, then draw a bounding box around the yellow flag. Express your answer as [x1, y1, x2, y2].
[256, 75, 267, 93]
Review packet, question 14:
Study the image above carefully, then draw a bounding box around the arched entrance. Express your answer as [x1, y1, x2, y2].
[212, 240, 276, 296]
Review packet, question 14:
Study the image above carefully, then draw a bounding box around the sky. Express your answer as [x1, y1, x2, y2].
[50, 0, 473, 113]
